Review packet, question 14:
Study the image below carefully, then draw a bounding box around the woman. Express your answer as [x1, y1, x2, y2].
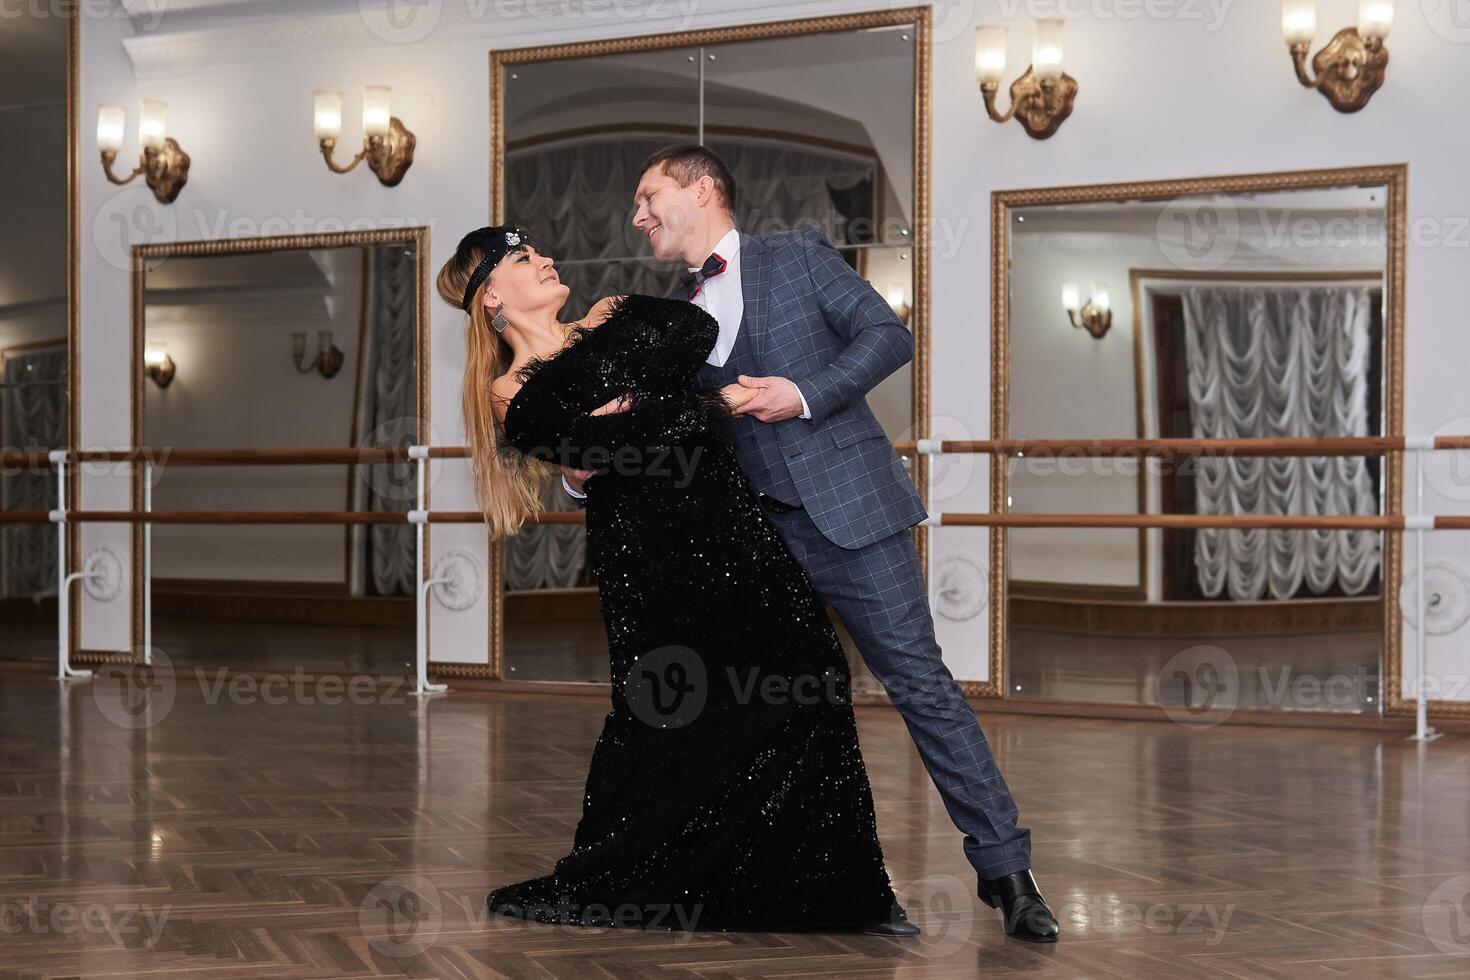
[438, 225, 914, 935]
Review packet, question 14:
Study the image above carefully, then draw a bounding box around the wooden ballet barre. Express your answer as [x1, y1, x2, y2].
[0, 509, 587, 525]
[54, 447, 469, 466]
[926, 513, 1470, 530]
[896, 436, 1470, 457]
[9, 510, 1470, 530]
[8, 437, 1470, 471]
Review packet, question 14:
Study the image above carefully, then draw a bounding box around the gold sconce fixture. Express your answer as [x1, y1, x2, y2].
[975, 19, 1077, 140]
[294, 331, 344, 379]
[1283, 0, 1392, 113]
[144, 342, 176, 388]
[96, 100, 191, 204]
[314, 87, 416, 186]
[1063, 282, 1111, 339]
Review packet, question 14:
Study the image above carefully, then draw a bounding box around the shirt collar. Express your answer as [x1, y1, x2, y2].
[688, 227, 741, 272]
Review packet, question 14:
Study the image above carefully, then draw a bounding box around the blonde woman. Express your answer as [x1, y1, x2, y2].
[438, 225, 914, 936]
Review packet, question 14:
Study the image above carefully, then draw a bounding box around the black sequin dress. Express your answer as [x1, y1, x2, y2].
[495, 293, 903, 932]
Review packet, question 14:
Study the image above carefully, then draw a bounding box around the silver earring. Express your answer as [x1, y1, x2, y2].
[491, 303, 508, 334]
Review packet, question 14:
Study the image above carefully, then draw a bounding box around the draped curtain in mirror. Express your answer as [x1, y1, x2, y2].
[1182, 284, 1381, 600]
[1, 346, 65, 598]
[348, 246, 416, 597]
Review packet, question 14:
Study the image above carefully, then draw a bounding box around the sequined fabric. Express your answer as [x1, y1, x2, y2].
[496, 293, 902, 931]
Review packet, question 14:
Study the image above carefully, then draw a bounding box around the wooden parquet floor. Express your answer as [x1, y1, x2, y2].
[1, 668, 1467, 979]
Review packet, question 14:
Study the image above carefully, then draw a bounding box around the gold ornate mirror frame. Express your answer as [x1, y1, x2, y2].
[987, 165, 1418, 715]
[122, 228, 431, 659]
[484, 7, 933, 680]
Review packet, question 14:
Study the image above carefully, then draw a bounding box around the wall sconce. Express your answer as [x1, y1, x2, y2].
[887, 289, 912, 327]
[96, 100, 190, 204]
[314, 87, 416, 186]
[294, 331, 344, 379]
[975, 19, 1078, 140]
[1283, 0, 1392, 113]
[1063, 282, 1111, 338]
[144, 342, 176, 388]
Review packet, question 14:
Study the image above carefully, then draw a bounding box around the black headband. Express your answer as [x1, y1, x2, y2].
[458, 225, 532, 313]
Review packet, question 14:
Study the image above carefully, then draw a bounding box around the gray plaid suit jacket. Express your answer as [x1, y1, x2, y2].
[687, 227, 928, 550]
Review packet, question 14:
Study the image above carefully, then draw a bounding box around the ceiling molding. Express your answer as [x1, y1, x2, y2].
[121, 0, 847, 81]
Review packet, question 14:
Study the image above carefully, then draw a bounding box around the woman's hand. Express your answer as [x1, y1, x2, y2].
[719, 382, 758, 411]
[591, 394, 634, 416]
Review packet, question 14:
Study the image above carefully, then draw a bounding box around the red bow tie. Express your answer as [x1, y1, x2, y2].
[681, 252, 727, 300]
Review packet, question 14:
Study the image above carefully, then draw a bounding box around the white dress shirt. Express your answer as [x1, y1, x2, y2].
[562, 227, 808, 499]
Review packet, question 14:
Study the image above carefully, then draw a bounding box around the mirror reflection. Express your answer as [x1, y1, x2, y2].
[498, 23, 919, 683]
[139, 238, 423, 673]
[1003, 181, 1394, 714]
[1, 10, 69, 662]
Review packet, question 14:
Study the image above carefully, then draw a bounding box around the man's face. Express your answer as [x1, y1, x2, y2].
[632, 165, 702, 264]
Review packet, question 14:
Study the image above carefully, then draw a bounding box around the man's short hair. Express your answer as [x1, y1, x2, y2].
[639, 143, 738, 214]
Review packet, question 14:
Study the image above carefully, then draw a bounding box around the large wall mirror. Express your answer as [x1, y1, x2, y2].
[1, 10, 72, 664]
[129, 229, 428, 671]
[992, 166, 1405, 716]
[489, 9, 931, 682]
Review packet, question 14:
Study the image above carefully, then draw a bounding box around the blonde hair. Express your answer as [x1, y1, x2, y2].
[436, 242, 548, 540]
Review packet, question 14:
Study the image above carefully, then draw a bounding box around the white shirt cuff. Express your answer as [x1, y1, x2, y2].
[561, 473, 587, 499]
[796, 385, 812, 420]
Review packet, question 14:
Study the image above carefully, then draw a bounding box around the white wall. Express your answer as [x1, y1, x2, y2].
[76, 1, 1470, 703]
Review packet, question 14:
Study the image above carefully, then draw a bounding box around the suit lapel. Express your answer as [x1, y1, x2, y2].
[739, 232, 772, 366]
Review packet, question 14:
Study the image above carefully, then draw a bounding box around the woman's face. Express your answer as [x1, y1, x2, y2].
[485, 245, 568, 319]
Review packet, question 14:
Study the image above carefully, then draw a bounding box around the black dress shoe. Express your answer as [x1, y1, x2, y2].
[977, 870, 1059, 943]
[860, 904, 920, 937]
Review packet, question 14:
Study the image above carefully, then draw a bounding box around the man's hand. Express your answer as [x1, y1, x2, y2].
[731, 375, 804, 423]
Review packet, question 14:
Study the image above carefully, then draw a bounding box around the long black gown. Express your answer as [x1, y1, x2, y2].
[495, 293, 904, 932]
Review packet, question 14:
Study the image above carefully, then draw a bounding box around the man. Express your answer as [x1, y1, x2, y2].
[566, 144, 1058, 943]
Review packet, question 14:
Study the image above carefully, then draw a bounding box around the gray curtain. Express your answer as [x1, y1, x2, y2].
[348, 245, 417, 597]
[502, 135, 875, 590]
[1181, 284, 1381, 600]
[2, 346, 65, 598]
